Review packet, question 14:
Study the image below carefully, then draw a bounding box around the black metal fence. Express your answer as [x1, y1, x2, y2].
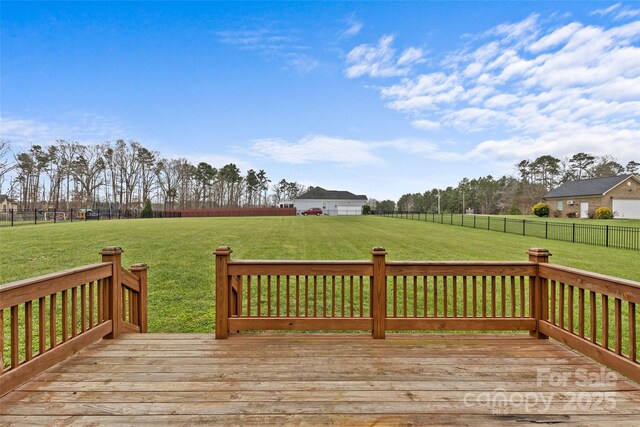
[377, 212, 640, 251]
[0, 209, 166, 227]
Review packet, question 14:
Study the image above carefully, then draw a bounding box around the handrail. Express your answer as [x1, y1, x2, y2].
[215, 246, 640, 383]
[0, 247, 148, 396]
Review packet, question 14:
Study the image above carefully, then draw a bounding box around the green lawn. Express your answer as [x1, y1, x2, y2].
[1, 216, 639, 333]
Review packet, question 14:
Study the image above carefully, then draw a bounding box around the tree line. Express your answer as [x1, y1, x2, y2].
[0, 140, 305, 212]
[375, 153, 639, 215]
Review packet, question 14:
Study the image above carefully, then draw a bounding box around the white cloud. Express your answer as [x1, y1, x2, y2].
[411, 119, 441, 131]
[217, 27, 318, 73]
[591, 3, 622, 16]
[343, 18, 363, 37]
[250, 135, 385, 166]
[343, 12, 640, 172]
[345, 35, 423, 78]
[0, 114, 130, 149]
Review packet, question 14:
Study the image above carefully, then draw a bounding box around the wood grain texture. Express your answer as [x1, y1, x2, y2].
[2, 333, 639, 425]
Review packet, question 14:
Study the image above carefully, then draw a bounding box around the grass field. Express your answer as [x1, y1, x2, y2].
[1, 216, 639, 332]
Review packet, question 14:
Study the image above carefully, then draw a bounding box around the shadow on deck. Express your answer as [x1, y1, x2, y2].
[2, 333, 639, 426]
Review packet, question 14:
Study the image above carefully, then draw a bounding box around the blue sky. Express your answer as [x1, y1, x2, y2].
[2, 1, 639, 201]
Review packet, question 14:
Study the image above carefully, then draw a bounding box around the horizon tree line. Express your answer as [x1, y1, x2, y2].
[0, 140, 305, 212]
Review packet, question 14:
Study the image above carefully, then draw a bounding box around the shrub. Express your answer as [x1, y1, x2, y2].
[532, 202, 549, 217]
[141, 200, 153, 218]
[595, 207, 613, 219]
[566, 212, 578, 218]
[509, 204, 521, 215]
[362, 205, 372, 215]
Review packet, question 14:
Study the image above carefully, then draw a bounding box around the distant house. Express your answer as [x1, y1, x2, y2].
[294, 186, 368, 216]
[543, 175, 640, 218]
[0, 195, 18, 213]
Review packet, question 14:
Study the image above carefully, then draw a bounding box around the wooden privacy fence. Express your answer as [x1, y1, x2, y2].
[215, 246, 640, 382]
[0, 247, 147, 395]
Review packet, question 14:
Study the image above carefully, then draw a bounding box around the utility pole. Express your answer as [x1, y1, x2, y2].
[437, 189, 441, 214]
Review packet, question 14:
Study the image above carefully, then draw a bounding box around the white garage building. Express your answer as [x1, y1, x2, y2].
[294, 187, 368, 216]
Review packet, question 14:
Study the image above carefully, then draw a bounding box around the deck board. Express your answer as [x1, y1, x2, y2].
[2, 333, 639, 425]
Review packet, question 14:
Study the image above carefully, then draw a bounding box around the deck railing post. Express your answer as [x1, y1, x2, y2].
[371, 247, 387, 339]
[101, 246, 123, 339]
[529, 248, 550, 339]
[215, 246, 232, 339]
[130, 263, 149, 333]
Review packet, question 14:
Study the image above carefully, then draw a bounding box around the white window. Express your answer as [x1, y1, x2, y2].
[557, 201, 563, 211]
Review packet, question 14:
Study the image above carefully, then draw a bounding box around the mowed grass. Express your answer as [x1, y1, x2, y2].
[1, 216, 639, 332]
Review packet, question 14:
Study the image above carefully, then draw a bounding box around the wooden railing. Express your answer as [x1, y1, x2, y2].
[215, 246, 640, 382]
[0, 246, 147, 396]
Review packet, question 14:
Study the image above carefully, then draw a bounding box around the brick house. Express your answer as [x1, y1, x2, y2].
[543, 174, 640, 218]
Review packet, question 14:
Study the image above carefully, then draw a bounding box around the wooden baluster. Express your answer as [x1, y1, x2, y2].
[491, 277, 496, 318]
[590, 291, 597, 343]
[392, 276, 397, 318]
[510, 276, 516, 318]
[121, 287, 127, 323]
[350, 276, 354, 317]
[331, 276, 336, 317]
[482, 277, 487, 317]
[11, 305, 19, 368]
[275, 276, 280, 317]
[341, 276, 345, 317]
[558, 282, 565, 330]
[90, 281, 96, 328]
[286, 276, 290, 317]
[472, 277, 477, 318]
[247, 276, 252, 317]
[413, 276, 418, 317]
[629, 302, 636, 362]
[452, 276, 457, 318]
[267, 276, 272, 317]
[81, 284, 87, 332]
[304, 276, 310, 317]
[38, 297, 45, 353]
[322, 276, 327, 317]
[25, 301, 32, 361]
[359, 276, 363, 317]
[49, 294, 57, 349]
[433, 276, 439, 317]
[295, 276, 300, 318]
[602, 295, 609, 349]
[423, 276, 428, 318]
[519, 276, 525, 317]
[313, 276, 318, 317]
[567, 285, 574, 334]
[257, 276, 262, 317]
[500, 276, 506, 318]
[403, 276, 408, 318]
[71, 287, 78, 337]
[615, 298, 622, 355]
[578, 288, 585, 338]
[463, 276, 468, 318]
[0, 309, 3, 368]
[443, 276, 448, 318]
[62, 289, 68, 342]
[550, 281, 556, 324]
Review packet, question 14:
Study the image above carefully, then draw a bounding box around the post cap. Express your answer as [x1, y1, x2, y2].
[100, 246, 123, 255]
[371, 247, 387, 255]
[130, 263, 149, 271]
[215, 246, 233, 255]
[528, 248, 551, 257]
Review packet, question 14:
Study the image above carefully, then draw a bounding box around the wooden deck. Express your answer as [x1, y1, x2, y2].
[2, 333, 639, 426]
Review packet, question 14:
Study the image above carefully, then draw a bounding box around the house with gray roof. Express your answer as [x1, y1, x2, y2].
[543, 174, 640, 218]
[294, 186, 368, 216]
